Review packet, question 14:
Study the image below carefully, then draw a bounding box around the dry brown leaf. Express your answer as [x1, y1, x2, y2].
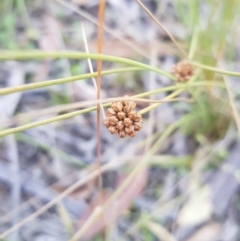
[75, 167, 148, 239]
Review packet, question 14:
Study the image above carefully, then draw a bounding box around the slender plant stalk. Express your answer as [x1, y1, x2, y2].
[54, 0, 149, 58]
[96, 0, 106, 238]
[68, 90, 186, 240]
[134, 0, 187, 58]
[0, 156, 135, 239]
[0, 51, 176, 80]
[191, 62, 240, 77]
[2, 51, 240, 78]
[0, 67, 140, 95]
[0, 83, 227, 237]
[0, 81, 226, 138]
[139, 89, 183, 115]
[0, 105, 101, 137]
[70, 111, 202, 240]
[1, 81, 226, 127]
[81, 23, 105, 118]
[1, 97, 191, 130]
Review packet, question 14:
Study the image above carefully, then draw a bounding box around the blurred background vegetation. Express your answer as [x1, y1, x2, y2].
[0, 0, 240, 241]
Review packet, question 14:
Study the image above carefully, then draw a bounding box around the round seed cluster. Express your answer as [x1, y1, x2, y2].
[172, 60, 195, 82]
[104, 96, 143, 138]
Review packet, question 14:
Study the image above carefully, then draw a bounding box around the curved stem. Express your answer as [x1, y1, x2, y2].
[0, 51, 176, 80]
[0, 67, 140, 95]
[0, 105, 101, 137]
[0, 81, 226, 138]
[138, 89, 183, 115]
[191, 62, 240, 77]
[134, 0, 187, 58]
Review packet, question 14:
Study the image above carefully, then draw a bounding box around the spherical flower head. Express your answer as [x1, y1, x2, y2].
[104, 95, 143, 138]
[172, 60, 195, 82]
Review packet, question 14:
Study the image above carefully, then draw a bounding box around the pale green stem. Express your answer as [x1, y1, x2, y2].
[188, 28, 199, 60]
[191, 62, 240, 77]
[69, 99, 187, 241]
[0, 51, 176, 80]
[0, 105, 102, 137]
[2, 52, 239, 78]
[135, 81, 225, 98]
[0, 81, 226, 138]
[0, 67, 140, 95]
[139, 89, 184, 115]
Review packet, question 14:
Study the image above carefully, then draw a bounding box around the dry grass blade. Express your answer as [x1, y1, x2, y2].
[70, 207, 102, 241]
[54, 0, 148, 57]
[81, 22, 105, 119]
[64, 89, 184, 240]
[0, 97, 192, 137]
[0, 158, 132, 239]
[95, 0, 106, 238]
[134, 0, 187, 58]
[1, 96, 192, 128]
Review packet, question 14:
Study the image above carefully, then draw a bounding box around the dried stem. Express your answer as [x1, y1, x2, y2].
[81, 23, 105, 119]
[0, 67, 140, 95]
[0, 81, 226, 137]
[134, 0, 187, 58]
[96, 0, 106, 238]
[0, 51, 176, 80]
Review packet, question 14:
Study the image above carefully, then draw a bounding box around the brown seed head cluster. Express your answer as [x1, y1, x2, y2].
[104, 96, 143, 138]
[172, 60, 195, 82]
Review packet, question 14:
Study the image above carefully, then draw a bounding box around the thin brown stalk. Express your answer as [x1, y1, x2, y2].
[97, 0, 106, 238]
[134, 0, 187, 58]
[4, 97, 191, 126]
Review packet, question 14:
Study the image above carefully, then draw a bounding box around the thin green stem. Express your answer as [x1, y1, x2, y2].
[191, 62, 240, 77]
[69, 100, 188, 240]
[0, 81, 226, 137]
[188, 28, 199, 60]
[135, 81, 225, 98]
[139, 89, 184, 115]
[0, 67, 140, 95]
[0, 105, 102, 137]
[0, 51, 176, 80]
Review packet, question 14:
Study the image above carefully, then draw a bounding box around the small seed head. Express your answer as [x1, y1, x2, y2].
[133, 114, 142, 122]
[128, 111, 137, 120]
[108, 126, 117, 134]
[123, 118, 133, 127]
[112, 102, 123, 112]
[104, 95, 143, 138]
[128, 131, 136, 138]
[115, 121, 124, 131]
[123, 101, 136, 113]
[133, 122, 142, 131]
[118, 130, 126, 138]
[172, 60, 194, 82]
[103, 118, 110, 127]
[108, 116, 118, 125]
[117, 111, 126, 120]
[106, 108, 116, 117]
[121, 95, 130, 106]
[125, 125, 134, 135]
